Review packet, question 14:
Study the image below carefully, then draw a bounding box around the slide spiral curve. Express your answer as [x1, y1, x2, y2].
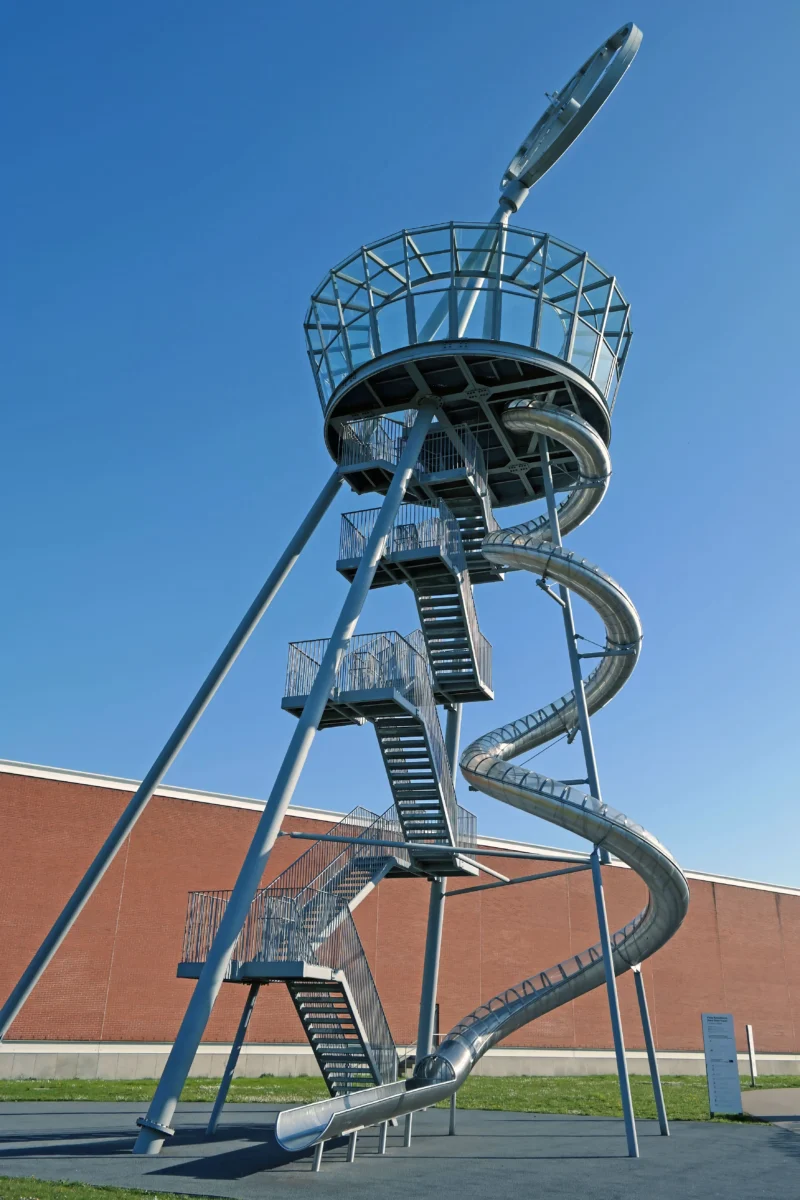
[275, 400, 689, 1151]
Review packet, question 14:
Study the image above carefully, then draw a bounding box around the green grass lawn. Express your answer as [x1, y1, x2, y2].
[1, 1073, 796, 1121]
[0, 1180, 211, 1200]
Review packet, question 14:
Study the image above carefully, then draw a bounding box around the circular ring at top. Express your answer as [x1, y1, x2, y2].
[501, 23, 642, 193]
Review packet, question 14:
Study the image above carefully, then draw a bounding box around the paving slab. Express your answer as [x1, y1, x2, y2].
[1, 1102, 799, 1200]
[742, 1086, 800, 1136]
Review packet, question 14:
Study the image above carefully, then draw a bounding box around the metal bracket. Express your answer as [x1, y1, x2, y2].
[578, 648, 636, 659]
[135, 1117, 175, 1138]
[536, 577, 566, 608]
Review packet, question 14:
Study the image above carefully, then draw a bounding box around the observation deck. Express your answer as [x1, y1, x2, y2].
[307, 222, 631, 508]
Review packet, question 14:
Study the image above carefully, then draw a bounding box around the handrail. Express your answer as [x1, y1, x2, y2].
[305, 222, 631, 411]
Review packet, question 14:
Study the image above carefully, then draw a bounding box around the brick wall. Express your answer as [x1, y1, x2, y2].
[1, 769, 798, 1054]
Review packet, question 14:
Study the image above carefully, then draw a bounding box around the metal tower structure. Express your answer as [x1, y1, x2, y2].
[0, 21, 689, 1166]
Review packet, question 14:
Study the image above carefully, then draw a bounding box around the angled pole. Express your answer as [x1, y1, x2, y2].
[591, 850, 639, 1156]
[539, 436, 638, 1159]
[133, 404, 437, 1155]
[206, 982, 260, 1137]
[0, 469, 343, 1042]
[416, 702, 461, 1062]
[631, 964, 669, 1135]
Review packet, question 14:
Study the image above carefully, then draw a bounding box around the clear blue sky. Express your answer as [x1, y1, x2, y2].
[2, 1, 799, 886]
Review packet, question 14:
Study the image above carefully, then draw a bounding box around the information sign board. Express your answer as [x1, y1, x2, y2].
[701, 1012, 742, 1115]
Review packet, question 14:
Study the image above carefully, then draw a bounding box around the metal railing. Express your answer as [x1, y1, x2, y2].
[338, 415, 411, 470]
[337, 500, 491, 694]
[306, 222, 632, 411]
[181, 804, 405, 1086]
[456, 805, 477, 850]
[338, 420, 490, 503]
[338, 500, 464, 570]
[283, 631, 459, 845]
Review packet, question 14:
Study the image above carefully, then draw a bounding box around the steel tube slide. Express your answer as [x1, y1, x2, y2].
[274, 400, 689, 1154]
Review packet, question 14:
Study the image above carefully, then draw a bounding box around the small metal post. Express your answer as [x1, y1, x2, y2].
[346, 1130, 358, 1162]
[591, 850, 639, 1158]
[206, 982, 259, 1137]
[0, 470, 343, 1042]
[403, 1112, 413, 1147]
[312, 1140, 324, 1172]
[378, 1121, 388, 1154]
[746, 1024, 758, 1087]
[449, 1091, 457, 1135]
[631, 965, 669, 1136]
[133, 406, 437, 1156]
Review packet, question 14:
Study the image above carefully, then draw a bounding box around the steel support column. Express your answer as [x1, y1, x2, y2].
[632, 964, 669, 1135]
[539, 435, 638, 1159]
[0, 469, 343, 1042]
[133, 405, 437, 1155]
[416, 703, 461, 1062]
[591, 851, 639, 1156]
[206, 983, 260, 1137]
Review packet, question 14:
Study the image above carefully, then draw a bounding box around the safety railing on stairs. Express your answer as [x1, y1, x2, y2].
[338, 418, 490, 499]
[338, 500, 493, 696]
[338, 500, 465, 569]
[181, 804, 410, 967]
[284, 631, 460, 845]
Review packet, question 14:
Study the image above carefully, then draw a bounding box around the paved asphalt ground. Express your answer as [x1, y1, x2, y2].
[1, 1102, 798, 1200]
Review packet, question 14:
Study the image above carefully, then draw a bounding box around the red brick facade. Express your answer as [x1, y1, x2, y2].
[1, 765, 798, 1056]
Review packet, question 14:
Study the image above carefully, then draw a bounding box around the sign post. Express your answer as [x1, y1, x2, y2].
[701, 1013, 742, 1116]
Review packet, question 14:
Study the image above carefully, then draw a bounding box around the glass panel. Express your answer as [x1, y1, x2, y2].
[412, 288, 451, 341]
[593, 339, 615, 394]
[326, 335, 350, 385]
[376, 298, 410, 354]
[582, 262, 607, 290]
[454, 224, 497, 255]
[410, 227, 452, 256]
[570, 322, 598, 376]
[538, 302, 568, 358]
[347, 319, 374, 367]
[458, 284, 489, 339]
[499, 290, 535, 348]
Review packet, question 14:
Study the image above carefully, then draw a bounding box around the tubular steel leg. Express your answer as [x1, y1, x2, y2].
[416, 702, 461, 1063]
[591, 850, 639, 1158]
[539, 436, 638, 1159]
[133, 405, 436, 1155]
[631, 965, 669, 1136]
[0, 469, 342, 1042]
[312, 1140, 324, 1172]
[378, 1121, 388, 1154]
[445, 703, 463, 773]
[403, 1113, 413, 1147]
[416, 878, 447, 1059]
[449, 1091, 457, 1135]
[206, 983, 260, 1137]
[346, 1131, 358, 1163]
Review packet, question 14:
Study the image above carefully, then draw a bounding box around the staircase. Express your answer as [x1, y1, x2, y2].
[288, 977, 383, 1096]
[281, 632, 476, 876]
[337, 503, 492, 704]
[178, 805, 406, 1096]
[336, 416, 505, 586]
[374, 711, 452, 845]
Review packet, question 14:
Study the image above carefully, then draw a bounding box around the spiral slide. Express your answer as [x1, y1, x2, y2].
[275, 401, 689, 1154]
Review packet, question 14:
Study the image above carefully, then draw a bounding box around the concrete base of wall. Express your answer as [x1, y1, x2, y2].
[2, 1042, 799, 1080]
